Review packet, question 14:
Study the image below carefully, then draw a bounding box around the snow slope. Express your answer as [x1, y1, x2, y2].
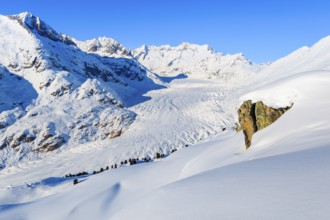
[0, 65, 37, 113]
[132, 43, 265, 82]
[0, 70, 329, 220]
[252, 36, 330, 86]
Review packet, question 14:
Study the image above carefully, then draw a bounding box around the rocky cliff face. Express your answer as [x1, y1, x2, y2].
[237, 100, 292, 149]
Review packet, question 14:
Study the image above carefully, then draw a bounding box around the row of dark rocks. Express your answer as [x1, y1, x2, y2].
[67, 147, 181, 185]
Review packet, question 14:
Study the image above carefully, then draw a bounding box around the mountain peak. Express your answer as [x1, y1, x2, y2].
[8, 12, 76, 46]
[15, 11, 33, 20]
[10, 11, 46, 31]
[177, 42, 214, 52]
[14, 11, 34, 25]
[74, 36, 132, 58]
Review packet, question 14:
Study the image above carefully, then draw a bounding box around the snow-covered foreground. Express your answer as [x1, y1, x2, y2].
[1, 70, 330, 219]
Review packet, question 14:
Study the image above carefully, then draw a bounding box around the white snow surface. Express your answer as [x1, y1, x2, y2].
[252, 36, 330, 86]
[1, 69, 330, 220]
[1, 11, 330, 220]
[132, 43, 266, 82]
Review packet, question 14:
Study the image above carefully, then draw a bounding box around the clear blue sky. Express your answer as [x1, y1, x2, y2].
[1, 0, 330, 63]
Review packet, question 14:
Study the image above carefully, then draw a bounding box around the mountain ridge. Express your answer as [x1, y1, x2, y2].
[0, 12, 161, 167]
[132, 42, 266, 82]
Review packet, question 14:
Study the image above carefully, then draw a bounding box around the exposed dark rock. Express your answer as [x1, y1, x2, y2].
[50, 84, 72, 96]
[37, 135, 65, 152]
[73, 179, 78, 185]
[0, 122, 8, 129]
[77, 124, 89, 130]
[61, 35, 76, 46]
[0, 140, 8, 150]
[10, 13, 77, 47]
[29, 112, 38, 117]
[237, 100, 292, 149]
[23, 56, 37, 69]
[0, 135, 14, 150]
[11, 132, 36, 148]
[83, 62, 119, 83]
[84, 62, 103, 78]
[108, 129, 122, 138]
[105, 58, 145, 81]
[171, 149, 177, 153]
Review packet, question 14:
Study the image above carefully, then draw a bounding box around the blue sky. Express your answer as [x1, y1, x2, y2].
[1, 0, 330, 62]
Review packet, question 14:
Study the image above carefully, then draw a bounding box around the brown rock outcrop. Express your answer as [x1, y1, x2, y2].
[237, 100, 292, 149]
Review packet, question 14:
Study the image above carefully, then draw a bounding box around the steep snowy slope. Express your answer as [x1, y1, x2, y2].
[132, 43, 265, 82]
[253, 35, 330, 85]
[0, 65, 37, 113]
[0, 12, 161, 167]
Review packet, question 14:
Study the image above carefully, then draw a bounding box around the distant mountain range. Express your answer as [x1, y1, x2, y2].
[132, 43, 265, 82]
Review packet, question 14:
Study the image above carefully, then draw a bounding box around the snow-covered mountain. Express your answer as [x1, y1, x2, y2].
[1, 11, 330, 220]
[0, 12, 162, 166]
[132, 43, 265, 83]
[73, 37, 132, 58]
